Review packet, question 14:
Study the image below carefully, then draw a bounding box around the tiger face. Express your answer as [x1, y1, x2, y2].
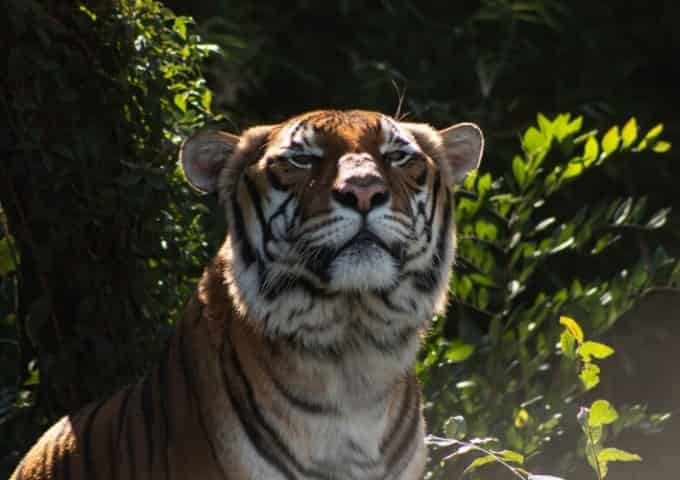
[181, 110, 482, 354]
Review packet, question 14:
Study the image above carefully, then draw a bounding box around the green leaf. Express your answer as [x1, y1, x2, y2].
[560, 330, 576, 359]
[646, 208, 671, 228]
[512, 155, 528, 190]
[644, 123, 664, 140]
[497, 449, 524, 464]
[446, 339, 476, 363]
[474, 219, 498, 241]
[443, 415, 468, 439]
[174, 92, 188, 112]
[597, 447, 642, 463]
[583, 136, 599, 166]
[653, 141, 671, 153]
[579, 363, 601, 390]
[0, 237, 19, 276]
[621, 117, 638, 148]
[601, 126, 619, 155]
[589, 400, 619, 426]
[560, 161, 583, 180]
[462, 454, 496, 474]
[597, 447, 641, 478]
[173, 17, 188, 39]
[578, 341, 614, 362]
[523, 126, 545, 154]
[201, 89, 212, 112]
[560, 316, 584, 343]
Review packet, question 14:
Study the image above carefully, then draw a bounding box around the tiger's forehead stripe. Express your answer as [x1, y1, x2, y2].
[378, 116, 420, 155]
[274, 120, 324, 157]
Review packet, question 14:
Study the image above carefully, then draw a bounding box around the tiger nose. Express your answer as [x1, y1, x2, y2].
[332, 175, 389, 213]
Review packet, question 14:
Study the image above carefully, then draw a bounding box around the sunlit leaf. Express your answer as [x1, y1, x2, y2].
[579, 363, 601, 390]
[653, 141, 671, 153]
[462, 454, 496, 474]
[446, 339, 476, 363]
[578, 341, 614, 362]
[583, 136, 599, 166]
[559, 330, 576, 359]
[597, 447, 641, 478]
[621, 117, 638, 148]
[644, 123, 664, 140]
[589, 399, 619, 426]
[559, 316, 584, 343]
[0, 237, 19, 275]
[601, 126, 619, 155]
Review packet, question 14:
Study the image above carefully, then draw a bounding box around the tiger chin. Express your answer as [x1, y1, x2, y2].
[11, 110, 483, 480]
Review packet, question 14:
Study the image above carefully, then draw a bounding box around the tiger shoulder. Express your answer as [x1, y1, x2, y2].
[11, 109, 483, 480]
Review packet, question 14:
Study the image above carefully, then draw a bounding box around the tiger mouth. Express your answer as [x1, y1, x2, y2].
[301, 229, 403, 278]
[336, 229, 398, 257]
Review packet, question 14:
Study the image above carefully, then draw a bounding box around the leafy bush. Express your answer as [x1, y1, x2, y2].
[421, 114, 675, 478]
[1, 0, 220, 472]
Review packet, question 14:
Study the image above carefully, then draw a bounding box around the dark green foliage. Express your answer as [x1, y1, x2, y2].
[1, 0, 218, 471]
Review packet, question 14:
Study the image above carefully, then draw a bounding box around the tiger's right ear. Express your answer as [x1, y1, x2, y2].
[179, 131, 240, 193]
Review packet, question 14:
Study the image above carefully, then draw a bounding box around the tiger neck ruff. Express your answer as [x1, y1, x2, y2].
[11, 109, 482, 480]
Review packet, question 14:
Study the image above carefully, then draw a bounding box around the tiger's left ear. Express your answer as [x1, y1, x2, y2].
[180, 130, 240, 193]
[439, 123, 484, 185]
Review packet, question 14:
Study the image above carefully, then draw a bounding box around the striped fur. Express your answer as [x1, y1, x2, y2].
[11, 110, 482, 480]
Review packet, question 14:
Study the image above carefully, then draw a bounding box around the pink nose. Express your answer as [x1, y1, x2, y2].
[333, 176, 388, 212]
[333, 153, 389, 212]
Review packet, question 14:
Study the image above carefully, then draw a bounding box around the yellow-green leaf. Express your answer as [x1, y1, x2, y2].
[559, 316, 584, 343]
[462, 454, 496, 474]
[497, 449, 524, 465]
[621, 117, 638, 148]
[579, 363, 600, 390]
[601, 126, 619, 155]
[644, 123, 664, 140]
[446, 339, 475, 363]
[589, 399, 618, 426]
[578, 341, 614, 362]
[560, 330, 576, 359]
[583, 136, 599, 166]
[0, 237, 19, 276]
[653, 141, 671, 153]
[597, 447, 641, 463]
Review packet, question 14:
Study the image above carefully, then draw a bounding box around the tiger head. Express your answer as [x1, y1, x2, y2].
[181, 110, 482, 353]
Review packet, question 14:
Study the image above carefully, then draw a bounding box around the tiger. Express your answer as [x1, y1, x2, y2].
[11, 109, 483, 480]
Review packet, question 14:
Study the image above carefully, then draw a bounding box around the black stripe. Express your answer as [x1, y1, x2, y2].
[380, 380, 411, 453]
[428, 172, 442, 225]
[413, 191, 451, 292]
[220, 334, 298, 480]
[385, 391, 421, 471]
[224, 333, 336, 480]
[178, 313, 229, 478]
[158, 341, 172, 479]
[261, 273, 331, 301]
[111, 386, 132, 480]
[231, 193, 257, 267]
[266, 161, 288, 191]
[243, 174, 274, 260]
[140, 373, 155, 476]
[83, 400, 107, 479]
[376, 290, 407, 314]
[358, 323, 417, 354]
[266, 364, 339, 415]
[381, 380, 421, 471]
